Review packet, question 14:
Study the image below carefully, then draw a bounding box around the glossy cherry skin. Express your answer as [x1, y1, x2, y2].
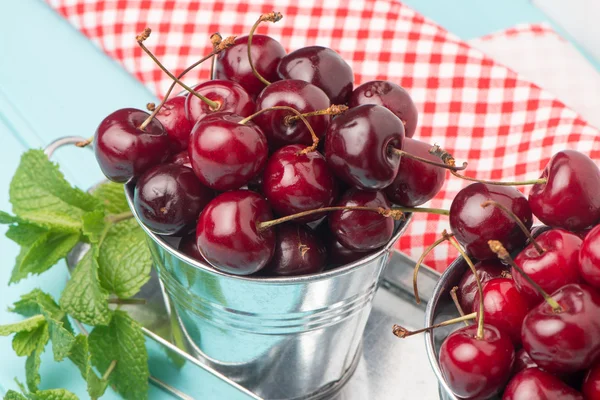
[522, 284, 600, 374]
[264, 223, 327, 276]
[384, 138, 446, 207]
[512, 349, 538, 375]
[215, 35, 285, 99]
[582, 362, 600, 400]
[262, 144, 336, 222]
[439, 325, 515, 400]
[196, 190, 275, 275]
[133, 164, 213, 235]
[94, 108, 170, 183]
[579, 225, 600, 289]
[326, 236, 372, 268]
[449, 183, 533, 260]
[179, 232, 208, 264]
[254, 79, 331, 149]
[349, 80, 418, 138]
[325, 104, 404, 190]
[329, 189, 394, 251]
[529, 150, 600, 231]
[503, 368, 584, 400]
[513, 229, 582, 306]
[457, 259, 509, 312]
[277, 46, 354, 105]
[155, 96, 193, 152]
[472, 278, 530, 345]
[185, 80, 255, 123]
[169, 150, 191, 168]
[188, 114, 268, 191]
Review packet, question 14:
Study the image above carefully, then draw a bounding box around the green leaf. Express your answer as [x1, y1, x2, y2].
[0, 315, 45, 336]
[41, 309, 75, 362]
[0, 211, 21, 224]
[92, 182, 129, 214]
[30, 389, 79, 400]
[25, 323, 50, 392]
[82, 210, 108, 245]
[98, 219, 151, 298]
[10, 231, 80, 284]
[10, 289, 73, 333]
[68, 335, 108, 399]
[60, 249, 111, 326]
[9, 149, 100, 232]
[89, 310, 149, 400]
[6, 223, 47, 246]
[4, 390, 27, 400]
[12, 323, 48, 357]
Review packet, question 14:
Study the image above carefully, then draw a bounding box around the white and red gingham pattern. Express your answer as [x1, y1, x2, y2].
[45, 0, 600, 271]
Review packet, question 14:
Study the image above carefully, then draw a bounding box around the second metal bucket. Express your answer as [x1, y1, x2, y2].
[125, 183, 413, 400]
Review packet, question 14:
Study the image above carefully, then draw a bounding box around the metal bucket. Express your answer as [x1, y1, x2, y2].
[124, 182, 413, 399]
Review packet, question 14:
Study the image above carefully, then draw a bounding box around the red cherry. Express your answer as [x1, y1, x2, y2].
[529, 150, 600, 231]
[94, 108, 170, 183]
[169, 150, 191, 169]
[449, 183, 533, 260]
[384, 138, 446, 207]
[513, 229, 582, 306]
[325, 104, 404, 190]
[196, 190, 275, 275]
[277, 46, 353, 105]
[253, 80, 330, 149]
[179, 232, 208, 264]
[349, 80, 418, 138]
[472, 278, 530, 345]
[439, 325, 515, 399]
[185, 80, 255, 123]
[188, 114, 268, 191]
[154, 96, 193, 152]
[326, 236, 372, 268]
[512, 348, 538, 375]
[579, 225, 600, 289]
[503, 368, 584, 400]
[522, 284, 600, 374]
[456, 259, 508, 312]
[262, 144, 336, 222]
[582, 362, 600, 400]
[215, 35, 285, 99]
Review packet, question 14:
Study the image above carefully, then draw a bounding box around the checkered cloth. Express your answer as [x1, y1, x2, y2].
[46, 0, 600, 271]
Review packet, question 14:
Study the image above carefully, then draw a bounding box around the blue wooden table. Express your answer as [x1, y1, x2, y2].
[0, 0, 594, 398]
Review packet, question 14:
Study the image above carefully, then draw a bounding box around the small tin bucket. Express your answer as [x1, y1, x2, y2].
[124, 182, 413, 399]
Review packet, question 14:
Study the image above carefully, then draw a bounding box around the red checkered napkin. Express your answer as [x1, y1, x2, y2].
[46, 0, 600, 271]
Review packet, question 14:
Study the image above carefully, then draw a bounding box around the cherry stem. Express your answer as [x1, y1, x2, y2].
[136, 28, 224, 130]
[446, 234, 485, 340]
[248, 12, 283, 86]
[413, 231, 453, 304]
[449, 286, 470, 326]
[209, 32, 222, 80]
[481, 200, 545, 255]
[392, 312, 477, 338]
[284, 105, 349, 125]
[238, 106, 320, 154]
[430, 144, 547, 186]
[76, 136, 94, 148]
[488, 240, 562, 313]
[391, 147, 468, 172]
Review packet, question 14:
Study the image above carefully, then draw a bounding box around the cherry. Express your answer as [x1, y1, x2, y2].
[133, 164, 213, 235]
[277, 46, 354, 104]
[472, 278, 530, 345]
[384, 138, 446, 207]
[513, 349, 538, 375]
[439, 325, 515, 399]
[169, 150, 191, 168]
[579, 225, 600, 289]
[456, 259, 508, 312]
[503, 368, 584, 400]
[262, 144, 336, 222]
[582, 362, 600, 400]
[529, 150, 600, 231]
[449, 183, 533, 260]
[264, 223, 327, 276]
[94, 108, 170, 183]
[179, 232, 208, 263]
[349, 80, 418, 138]
[513, 229, 582, 306]
[196, 190, 275, 275]
[329, 189, 395, 251]
[154, 96, 193, 152]
[326, 236, 372, 267]
[188, 113, 268, 191]
[253, 79, 331, 149]
[185, 80, 255, 123]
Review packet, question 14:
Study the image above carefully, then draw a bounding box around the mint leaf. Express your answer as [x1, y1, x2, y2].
[4, 390, 27, 400]
[89, 310, 149, 400]
[9, 150, 100, 232]
[6, 223, 48, 246]
[30, 389, 79, 400]
[68, 335, 108, 399]
[98, 219, 151, 298]
[25, 323, 50, 392]
[41, 308, 75, 362]
[0, 315, 45, 336]
[10, 290, 73, 333]
[92, 182, 129, 214]
[12, 323, 48, 357]
[0, 211, 22, 224]
[60, 249, 111, 326]
[82, 210, 108, 245]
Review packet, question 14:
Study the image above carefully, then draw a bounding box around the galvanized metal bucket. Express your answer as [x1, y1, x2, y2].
[124, 181, 413, 399]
